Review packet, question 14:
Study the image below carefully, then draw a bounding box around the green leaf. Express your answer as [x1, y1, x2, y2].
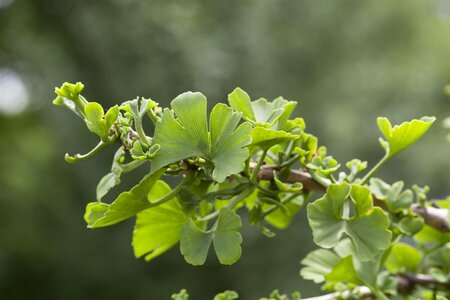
[228, 87, 255, 121]
[84, 202, 109, 225]
[377, 116, 435, 157]
[369, 178, 413, 213]
[53, 82, 87, 119]
[385, 243, 422, 274]
[325, 255, 363, 286]
[180, 208, 242, 265]
[172, 289, 189, 300]
[227, 88, 297, 128]
[300, 249, 340, 283]
[425, 243, 450, 282]
[213, 291, 239, 300]
[96, 147, 125, 201]
[151, 92, 252, 182]
[398, 215, 423, 236]
[307, 183, 392, 261]
[86, 169, 165, 228]
[84, 102, 119, 142]
[250, 127, 300, 150]
[130, 142, 160, 160]
[265, 195, 304, 229]
[132, 181, 188, 261]
[414, 224, 450, 245]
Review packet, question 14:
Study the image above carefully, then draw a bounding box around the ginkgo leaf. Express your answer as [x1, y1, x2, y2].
[53, 82, 87, 119]
[84, 102, 119, 142]
[300, 249, 340, 283]
[250, 127, 300, 150]
[377, 116, 435, 157]
[307, 183, 392, 261]
[228, 87, 297, 128]
[151, 92, 252, 182]
[385, 243, 422, 274]
[85, 169, 165, 228]
[180, 208, 242, 265]
[132, 181, 188, 262]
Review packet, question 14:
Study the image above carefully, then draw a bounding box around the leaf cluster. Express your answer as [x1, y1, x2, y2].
[54, 82, 449, 299]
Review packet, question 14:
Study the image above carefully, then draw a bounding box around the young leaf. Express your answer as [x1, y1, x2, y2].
[377, 116, 435, 157]
[85, 169, 165, 228]
[307, 183, 392, 261]
[213, 290, 239, 300]
[384, 243, 422, 274]
[300, 249, 340, 283]
[180, 208, 242, 265]
[250, 127, 300, 150]
[227, 88, 255, 121]
[369, 178, 413, 213]
[84, 102, 119, 142]
[53, 82, 87, 119]
[132, 181, 188, 262]
[227, 88, 297, 128]
[151, 92, 252, 182]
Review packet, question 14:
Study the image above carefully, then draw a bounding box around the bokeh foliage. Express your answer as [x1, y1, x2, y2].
[0, 0, 449, 299]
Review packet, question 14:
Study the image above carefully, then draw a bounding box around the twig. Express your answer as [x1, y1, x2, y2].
[250, 163, 449, 233]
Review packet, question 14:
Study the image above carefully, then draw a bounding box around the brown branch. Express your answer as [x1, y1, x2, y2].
[411, 203, 449, 233]
[397, 273, 450, 294]
[252, 164, 449, 233]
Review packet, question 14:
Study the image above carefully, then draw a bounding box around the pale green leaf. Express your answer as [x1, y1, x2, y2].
[228, 87, 255, 121]
[250, 127, 299, 150]
[300, 249, 339, 283]
[307, 183, 392, 261]
[84, 102, 119, 142]
[377, 116, 436, 157]
[325, 255, 363, 286]
[385, 243, 422, 274]
[53, 82, 87, 118]
[84, 202, 109, 226]
[213, 291, 239, 300]
[151, 92, 252, 182]
[227, 88, 297, 128]
[96, 147, 125, 201]
[132, 181, 188, 261]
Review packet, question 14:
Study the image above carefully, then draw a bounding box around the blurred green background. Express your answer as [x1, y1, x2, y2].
[1, 0, 449, 299]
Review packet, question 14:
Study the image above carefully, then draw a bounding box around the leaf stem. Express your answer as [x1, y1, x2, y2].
[65, 140, 108, 163]
[148, 173, 195, 207]
[250, 149, 268, 182]
[260, 193, 300, 218]
[279, 153, 300, 168]
[198, 187, 254, 222]
[361, 153, 389, 185]
[121, 160, 146, 173]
